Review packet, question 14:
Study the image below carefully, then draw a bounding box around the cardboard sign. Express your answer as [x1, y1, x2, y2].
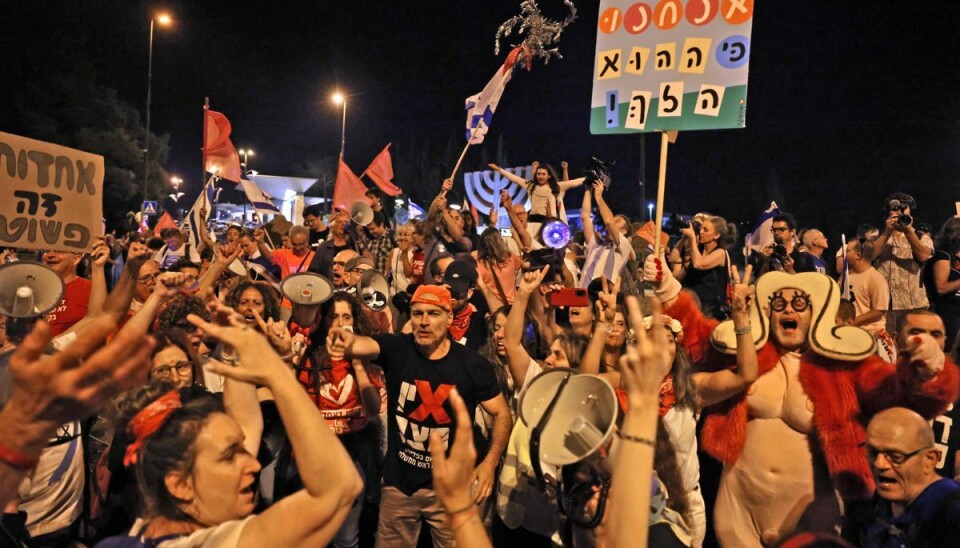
[590, 0, 754, 134]
[0, 132, 104, 252]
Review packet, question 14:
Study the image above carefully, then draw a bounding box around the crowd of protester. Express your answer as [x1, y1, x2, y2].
[0, 168, 958, 548]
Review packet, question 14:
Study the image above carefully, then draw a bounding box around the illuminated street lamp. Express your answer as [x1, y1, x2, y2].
[142, 12, 173, 218]
[238, 148, 254, 171]
[170, 176, 182, 191]
[332, 91, 346, 160]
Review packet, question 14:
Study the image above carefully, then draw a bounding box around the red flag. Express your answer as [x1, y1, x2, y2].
[362, 144, 402, 196]
[332, 159, 369, 212]
[202, 106, 242, 183]
[153, 212, 178, 237]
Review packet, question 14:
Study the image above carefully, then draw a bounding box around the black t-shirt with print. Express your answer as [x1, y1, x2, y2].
[372, 333, 500, 496]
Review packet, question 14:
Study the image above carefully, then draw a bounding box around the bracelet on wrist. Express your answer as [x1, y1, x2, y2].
[734, 325, 752, 336]
[616, 431, 656, 447]
[0, 443, 39, 471]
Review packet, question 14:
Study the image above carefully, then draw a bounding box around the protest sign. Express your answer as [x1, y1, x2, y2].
[590, 0, 754, 134]
[0, 132, 103, 252]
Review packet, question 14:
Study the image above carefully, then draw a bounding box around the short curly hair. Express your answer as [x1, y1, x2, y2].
[156, 294, 209, 333]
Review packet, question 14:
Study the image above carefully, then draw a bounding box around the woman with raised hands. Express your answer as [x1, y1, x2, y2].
[502, 267, 590, 392]
[99, 310, 362, 547]
[487, 161, 584, 235]
[581, 265, 758, 547]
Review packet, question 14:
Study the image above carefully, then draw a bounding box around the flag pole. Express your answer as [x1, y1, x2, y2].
[653, 131, 677, 257]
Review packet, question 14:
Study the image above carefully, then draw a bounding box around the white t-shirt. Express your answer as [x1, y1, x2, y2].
[579, 235, 635, 288]
[126, 516, 253, 547]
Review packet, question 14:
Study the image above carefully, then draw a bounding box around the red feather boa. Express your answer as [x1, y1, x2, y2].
[666, 291, 960, 500]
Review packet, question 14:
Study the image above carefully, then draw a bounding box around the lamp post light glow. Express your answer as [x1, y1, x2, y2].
[332, 91, 346, 160]
[170, 176, 182, 191]
[142, 13, 173, 219]
[239, 148, 254, 171]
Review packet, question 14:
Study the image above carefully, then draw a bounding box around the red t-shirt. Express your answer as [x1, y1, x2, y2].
[46, 277, 92, 336]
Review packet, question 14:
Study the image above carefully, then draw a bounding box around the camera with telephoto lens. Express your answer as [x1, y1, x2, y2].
[887, 199, 912, 226]
[689, 220, 702, 234]
[584, 157, 615, 189]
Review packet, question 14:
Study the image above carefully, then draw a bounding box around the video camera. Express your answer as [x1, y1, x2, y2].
[584, 157, 614, 189]
[887, 199, 912, 226]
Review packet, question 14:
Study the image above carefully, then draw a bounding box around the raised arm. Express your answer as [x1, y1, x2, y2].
[581, 277, 619, 376]
[196, 242, 241, 295]
[488, 163, 527, 187]
[504, 268, 548, 388]
[0, 316, 153, 508]
[557, 177, 586, 192]
[196, 318, 362, 547]
[197, 206, 217, 251]
[682, 225, 726, 270]
[501, 190, 531, 251]
[85, 239, 110, 317]
[254, 228, 274, 263]
[608, 296, 674, 548]
[692, 265, 759, 407]
[592, 181, 620, 246]
[581, 184, 596, 247]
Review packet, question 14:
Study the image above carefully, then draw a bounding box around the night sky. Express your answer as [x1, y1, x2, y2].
[18, 1, 960, 240]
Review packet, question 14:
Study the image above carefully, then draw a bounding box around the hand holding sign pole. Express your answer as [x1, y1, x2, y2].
[653, 131, 678, 258]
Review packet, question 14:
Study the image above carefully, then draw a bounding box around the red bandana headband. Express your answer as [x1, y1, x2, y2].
[124, 390, 183, 467]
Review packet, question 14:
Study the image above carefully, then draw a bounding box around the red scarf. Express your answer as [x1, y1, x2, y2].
[448, 303, 476, 341]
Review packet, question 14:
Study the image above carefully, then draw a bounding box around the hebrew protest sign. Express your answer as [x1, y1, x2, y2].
[590, 0, 754, 134]
[0, 132, 103, 252]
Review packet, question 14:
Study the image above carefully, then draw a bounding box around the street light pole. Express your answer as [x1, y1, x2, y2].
[142, 14, 171, 221]
[330, 91, 347, 215]
[142, 18, 155, 220]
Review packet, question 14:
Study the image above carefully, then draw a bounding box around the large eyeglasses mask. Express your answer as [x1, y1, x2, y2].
[768, 290, 811, 313]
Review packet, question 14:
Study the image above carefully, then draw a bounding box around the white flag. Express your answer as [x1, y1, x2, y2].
[465, 62, 515, 145]
[745, 202, 781, 254]
[182, 177, 216, 248]
[239, 179, 282, 216]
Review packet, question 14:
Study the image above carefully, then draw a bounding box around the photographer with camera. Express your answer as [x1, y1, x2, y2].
[578, 181, 635, 288]
[758, 213, 803, 275]
[675, 215, 737, 320]
[873, 192, 934, 333]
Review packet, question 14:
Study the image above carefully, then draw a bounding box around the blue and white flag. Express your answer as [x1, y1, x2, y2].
[239, 179, 282, 216]
[182, 177, 216, 249]
[745, 201, 780, 254]
[464, 62, 516, 145]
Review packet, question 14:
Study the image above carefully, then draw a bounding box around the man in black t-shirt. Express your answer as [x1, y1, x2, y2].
[329, 284, 510, 547]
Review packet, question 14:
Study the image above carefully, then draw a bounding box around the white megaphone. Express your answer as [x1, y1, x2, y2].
[357, 269, 390, 311]
[349, 201, 374, 226]
[520, 369, 619, 467]
[280, 272, 333, 327]
[0, 262, 65, 342]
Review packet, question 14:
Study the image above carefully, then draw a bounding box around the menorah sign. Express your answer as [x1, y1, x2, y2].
[463, 165, 532, 225]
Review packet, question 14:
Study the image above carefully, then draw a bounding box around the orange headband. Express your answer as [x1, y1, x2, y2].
[124, 390, 183, 467]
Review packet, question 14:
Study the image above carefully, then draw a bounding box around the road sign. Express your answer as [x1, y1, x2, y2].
[142, 201, 158, 215]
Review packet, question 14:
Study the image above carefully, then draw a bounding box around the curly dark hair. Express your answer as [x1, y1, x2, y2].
[156, 294, 209, 333]
[115, 382, 224, 523]
[225, 279, 281, 322]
